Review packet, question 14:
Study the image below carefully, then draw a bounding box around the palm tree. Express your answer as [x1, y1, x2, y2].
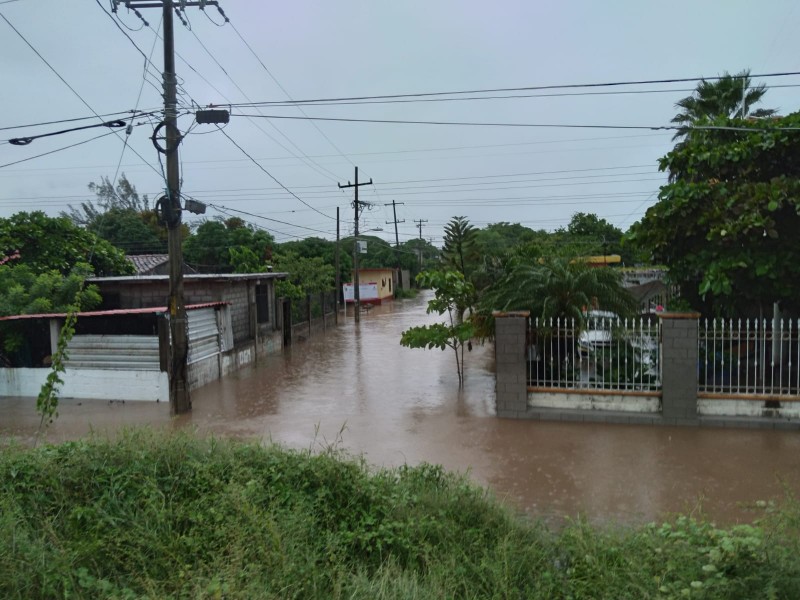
[484, 257, 637, 323]
[670, 70, 776, 141]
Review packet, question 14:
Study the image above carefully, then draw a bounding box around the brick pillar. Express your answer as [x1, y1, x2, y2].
[493, 311, 530, 418]
[659, 313, 700, 424]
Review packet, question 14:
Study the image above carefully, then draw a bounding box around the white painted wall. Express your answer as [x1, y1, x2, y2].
[698, 399, 800, 419]
[528, 391, 660, 413]
[0, 368, 168, 401]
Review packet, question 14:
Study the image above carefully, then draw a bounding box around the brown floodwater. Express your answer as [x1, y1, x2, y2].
[2, 292, 799, 526]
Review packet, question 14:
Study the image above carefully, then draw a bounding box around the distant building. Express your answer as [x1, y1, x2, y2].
[343, 268, 396, 304]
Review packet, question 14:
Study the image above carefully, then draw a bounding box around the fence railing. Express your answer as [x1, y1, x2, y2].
[528, 316, 661, 392]
[698, 318, 800, 398]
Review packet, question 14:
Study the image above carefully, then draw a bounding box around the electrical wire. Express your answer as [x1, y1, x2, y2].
[212, 70, 800, 107]
[232, 112, 800, 132]
[222, 83, 800, 109]
[228, 19, 356, 170]
[205, 202, 334, 237]
[111, 19, 162, 191]
[0, 10, 168, 180]
[186, 26, 342, 183]
[217, 127, 336, 221]
[0, 130, 120, 169]
[0, 109, 162, 133]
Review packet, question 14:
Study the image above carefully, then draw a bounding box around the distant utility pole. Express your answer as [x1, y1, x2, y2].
[335, 207, 340, 324]
[338, 167, 373, 323]
[385, 200, 405, 290]
[413, 219, 428, 270]
[111, 0, 222, 415]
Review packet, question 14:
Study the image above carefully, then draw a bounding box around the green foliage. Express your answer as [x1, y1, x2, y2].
[62, 174, 173, 255]
[442, 216, 477, 278]
[35, 302, 79, 435]
[670, 69, 776, 141]
[88, 207, 164, 254]
[629, 112, 800, 314]
[0, 263, 101, 364]
[273, 251, 335, 304]
[1, 431, 799, 599]
[183, 218, 274, 273]
[0, 211, 134, 276]
[401, 270, 476, 385]
[482, 256, 637, 324]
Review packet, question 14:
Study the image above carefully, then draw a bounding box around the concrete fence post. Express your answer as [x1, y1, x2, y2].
[659, 313, 700, 425]
[493, 311, 530, 418]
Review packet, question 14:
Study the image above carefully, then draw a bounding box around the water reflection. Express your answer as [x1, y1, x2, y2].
[2, 292, 799, 526]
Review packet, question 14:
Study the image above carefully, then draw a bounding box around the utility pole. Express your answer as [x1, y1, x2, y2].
[385, 200, 405, 290]
[112, 0, 220, 414]
[413, 219, 427, 271]
[338, 167, 373, 323]
[335, 207, 340, 324]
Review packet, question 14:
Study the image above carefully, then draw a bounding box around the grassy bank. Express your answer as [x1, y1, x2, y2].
[1, 431, 798, 599]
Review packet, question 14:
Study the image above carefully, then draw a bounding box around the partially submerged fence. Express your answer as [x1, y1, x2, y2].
[528, 316, 661, 392]
[699, 318, 800, 398]
[495, 310, 800, 427]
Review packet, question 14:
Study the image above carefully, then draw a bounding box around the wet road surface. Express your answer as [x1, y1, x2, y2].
[3, 292, 799, 526]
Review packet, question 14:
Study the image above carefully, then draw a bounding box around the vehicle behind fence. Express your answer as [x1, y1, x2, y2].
[699, 318, 800, 398]
[528, 315, 661, 392]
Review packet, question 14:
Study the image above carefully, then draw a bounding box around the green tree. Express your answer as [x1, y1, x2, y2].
[557, 212, 631, 263]
[272, 251, 335, 306]
[183, 219, 274, 273]
[442, 216, 477, 278]
[628, 111, 800, 315]
[400, 270, 476, 386]
[0, 211, 134, 276]
[670, 69, 776, 141]
[62, 174, 174, 254]
[482, 256, 637, 323]
[0, 263, 101, 366]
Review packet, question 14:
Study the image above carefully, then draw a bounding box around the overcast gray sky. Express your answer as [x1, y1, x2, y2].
[1, 0, 798, 247]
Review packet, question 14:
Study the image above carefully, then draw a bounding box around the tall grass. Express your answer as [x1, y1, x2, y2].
[1, 430, 798, 599]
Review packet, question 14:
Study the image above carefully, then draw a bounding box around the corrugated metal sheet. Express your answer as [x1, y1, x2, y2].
[64, 335, 160, 370]
[187, 308, 220, 364]
[0, 302, 227, 322]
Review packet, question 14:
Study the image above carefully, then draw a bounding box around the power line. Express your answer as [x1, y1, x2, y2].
[186, 26, 342, 183]
[217, 127, 336, 221]
[0, 109, 163, 133]
[211, 70, 800, 107]
[205, 201, 334, 237]
[227, 19, 357, 171]
[0, 10, 168, 180]
[220, 83, 800, 109]
[233, 112, 800, 132]
[0, 130, 120, 169]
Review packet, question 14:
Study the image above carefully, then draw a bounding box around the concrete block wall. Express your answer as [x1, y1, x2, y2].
[493, 311, 530, 418]
[660, 313, 700, 423]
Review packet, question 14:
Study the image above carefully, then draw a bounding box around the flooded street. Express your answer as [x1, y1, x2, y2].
[3, 292, 800, 526]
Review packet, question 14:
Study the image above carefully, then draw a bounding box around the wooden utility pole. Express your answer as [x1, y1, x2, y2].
[385, 200, 404, 290]
[335, 207, 340, 324]
[112, 0, 220, 414]
[414, 218, 428, 271]
[338, 167, 372, 323]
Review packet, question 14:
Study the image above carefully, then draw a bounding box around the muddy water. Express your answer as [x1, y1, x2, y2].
[3, 292, 800, 526]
